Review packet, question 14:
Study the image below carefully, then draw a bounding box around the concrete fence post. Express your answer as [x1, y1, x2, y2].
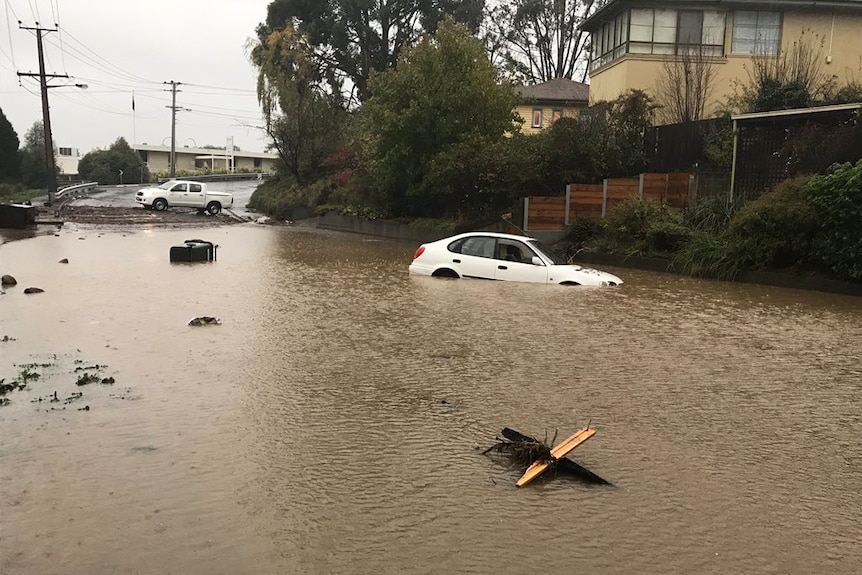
[564, 184, 571, 226]
[638, 173, 644, 199]
[601, 179, 608, 218]
[522, 197, 530, 231]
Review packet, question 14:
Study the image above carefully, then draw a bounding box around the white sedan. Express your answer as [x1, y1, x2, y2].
[408, 232, 623, 286]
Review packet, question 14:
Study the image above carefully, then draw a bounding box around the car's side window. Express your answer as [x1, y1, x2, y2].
[459, 237, 495, 258]
[190, 184, 202, 193]
[497, 241, 526, 262]
[170, 183, 187, 193]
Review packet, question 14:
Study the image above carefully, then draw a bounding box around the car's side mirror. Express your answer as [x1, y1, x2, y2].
[531, 256, 544, 266]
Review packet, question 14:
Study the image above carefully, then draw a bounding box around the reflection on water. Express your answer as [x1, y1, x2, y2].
[1, 224, 861, 574]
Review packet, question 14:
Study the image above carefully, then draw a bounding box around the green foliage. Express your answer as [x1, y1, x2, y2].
[0, 182, 26, 203]
[406, 217, 457, 231]
[251, 22, 347, 184]
[603, 197, 686, 255]
[727, 176, 816, 269]
[358, 17, 519, 219]
[805, 160, 862, 280]
[248, 178, 309, 221]
[0, 107, 20, 181]
[830, 79, 862, 103]
[671, 231, 744, 280]
[701, 114, 734, 169]
[260, 0, 483, 101]
[733, 30, 833, 113]
[684, 190, 746, 234]
[18, 121, 56, 189]
[565, 217, 605, 245]
[78, 138, 149, 184]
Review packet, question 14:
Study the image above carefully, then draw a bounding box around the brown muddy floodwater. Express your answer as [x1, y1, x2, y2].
[1, 223, 861, 575]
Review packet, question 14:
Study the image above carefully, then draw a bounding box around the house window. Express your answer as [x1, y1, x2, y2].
[254, 158, 262, 168]
[629, 8, 725, 57]
[590, 10, 628, 69]
[58, 147, 73, 156]
[531, 108, 543, 128]
[732, 11, 781, 55]
[552, 109, 563, 122]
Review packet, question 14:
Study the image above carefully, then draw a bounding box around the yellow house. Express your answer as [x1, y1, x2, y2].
[581, 0, 862, 117]
[514, 78, 590, 134]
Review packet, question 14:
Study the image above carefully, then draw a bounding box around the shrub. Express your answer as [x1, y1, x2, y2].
[672, 231, 744, 280]
[727, 176, 816, 269]
[565, 217, 605, 245]
[603, 197, 685, 255]
[646, 220, 692, 253]
[805, 160, 862, 280]
[685, 191, 746, 234]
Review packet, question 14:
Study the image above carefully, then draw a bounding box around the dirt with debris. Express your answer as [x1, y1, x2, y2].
[51, 205, 245, 227]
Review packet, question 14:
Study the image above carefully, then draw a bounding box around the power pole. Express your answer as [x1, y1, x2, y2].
[18, 24, 67, 206]
[164, 80, 182, 178]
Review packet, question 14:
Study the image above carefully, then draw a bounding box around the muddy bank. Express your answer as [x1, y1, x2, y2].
[54, 205, 244, 227]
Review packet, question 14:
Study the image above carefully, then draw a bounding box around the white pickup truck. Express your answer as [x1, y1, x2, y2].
[135, 180, 234, 215]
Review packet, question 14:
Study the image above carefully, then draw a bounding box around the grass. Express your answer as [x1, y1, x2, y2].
[0, 187, 47, 204]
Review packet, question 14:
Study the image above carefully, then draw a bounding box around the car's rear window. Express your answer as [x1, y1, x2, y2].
[448, 237, 495, 258]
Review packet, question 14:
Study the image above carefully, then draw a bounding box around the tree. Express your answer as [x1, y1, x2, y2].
[0, 107, 20, 182]
[654, 47, 718, 124]
[78, 137, 149, 185]
[358, 17, 520, 218]
[483, 0, 598, 83]
[251, 22, 346, 185]
[258, 0, 484, 102]
[18, 121, 56, 189]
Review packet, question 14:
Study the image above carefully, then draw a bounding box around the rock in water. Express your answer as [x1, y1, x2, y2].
[188, 316, 221, 326]
[1, 274, 17, 287]
[24, 287, 45, 294]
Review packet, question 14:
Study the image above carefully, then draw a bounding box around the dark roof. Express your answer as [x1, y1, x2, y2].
[581, 0, 862, 31]
[514, 78, 590, 104]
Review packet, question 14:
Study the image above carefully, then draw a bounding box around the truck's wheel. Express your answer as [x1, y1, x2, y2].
[206, 202, 221, 215]
[153, 198, 168, 211]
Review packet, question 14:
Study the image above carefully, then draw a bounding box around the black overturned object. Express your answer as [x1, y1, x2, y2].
[170, 239, 217, 262]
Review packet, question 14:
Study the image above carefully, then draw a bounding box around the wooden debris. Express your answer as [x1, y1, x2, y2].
[485, 426, 612, 487]
[516, 428, 595, 487]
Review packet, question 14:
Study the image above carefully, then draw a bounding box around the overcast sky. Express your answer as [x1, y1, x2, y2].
[1, 0, 272, 155]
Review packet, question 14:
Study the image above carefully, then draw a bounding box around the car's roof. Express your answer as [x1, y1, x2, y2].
[443, 231, 537, 242]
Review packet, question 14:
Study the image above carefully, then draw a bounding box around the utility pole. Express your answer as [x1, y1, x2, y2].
[18, 24, 67, 206]
[164, 80, 181, 178]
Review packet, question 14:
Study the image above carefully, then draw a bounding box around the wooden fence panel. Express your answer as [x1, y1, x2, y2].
[604, 177, 639, 217]
[640, 173, 691, 209]
[527, 196, 567, 230]
[526, 173, 692, 229]
[568, 184, 603, 220]
[665, 173, 692, 209]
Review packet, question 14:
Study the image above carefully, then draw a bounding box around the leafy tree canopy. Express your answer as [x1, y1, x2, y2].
[19, 121, 55, 189]
[259, 0, 484, 102]
[358, 17, 519, 218]
[251, 22, 348, 185]
[0, 107, 21, 182]
[78, 137, 149, 185]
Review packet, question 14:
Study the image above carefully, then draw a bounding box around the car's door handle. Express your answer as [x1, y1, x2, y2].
[452, 259, 461, 263]
[498, 265, 507, 270]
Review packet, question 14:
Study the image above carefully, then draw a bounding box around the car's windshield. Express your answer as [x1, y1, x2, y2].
[527, 240, 567, 265]
[158, 181, 175, 190]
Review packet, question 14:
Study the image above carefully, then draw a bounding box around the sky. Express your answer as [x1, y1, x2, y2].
[0, 0, 273, 155]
